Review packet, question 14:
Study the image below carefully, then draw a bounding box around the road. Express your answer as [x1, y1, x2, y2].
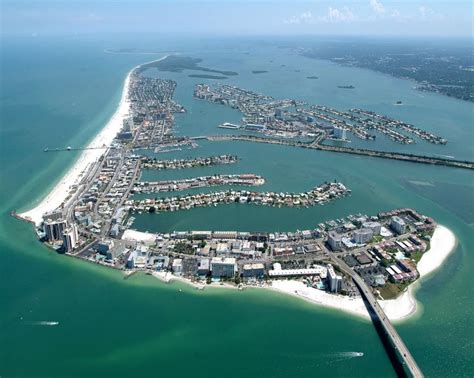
[331, 255, 424, 378]
[206, 134, 474, 170]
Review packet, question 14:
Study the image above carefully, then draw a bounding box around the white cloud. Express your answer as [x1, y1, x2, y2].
[418, 6, 444, 21]
[370, 0, 386, 15]
[283, 11, 314, 25]
[419, 6, 432, 19]
[322, 7, 356, 23]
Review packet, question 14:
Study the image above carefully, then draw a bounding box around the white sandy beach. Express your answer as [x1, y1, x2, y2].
[18, 56, 168, 226]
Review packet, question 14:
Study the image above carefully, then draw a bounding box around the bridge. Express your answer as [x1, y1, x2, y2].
[331, 255, 424, 378]
[205, 134, 474, 170]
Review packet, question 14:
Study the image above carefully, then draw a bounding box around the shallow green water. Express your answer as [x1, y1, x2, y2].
[1, 36, 473, 377]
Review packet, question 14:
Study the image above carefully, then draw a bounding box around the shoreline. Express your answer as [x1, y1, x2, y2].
[17, 55, 169, 226]
[140, 224, 456, 322]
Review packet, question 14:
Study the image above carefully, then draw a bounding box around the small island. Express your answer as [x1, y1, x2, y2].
[337, 85, 355, 89]
[252, 70, 268, 74]
[188, 74, 228, 80]
[307, 76, 319, 79]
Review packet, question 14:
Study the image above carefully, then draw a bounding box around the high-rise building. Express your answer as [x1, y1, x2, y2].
[333, 126, 347, 140]
[390, 216, 406, 235]
[328, 231, 342, 251]
[362, 221, 382, 235]
[62, 224, 78, 252]
[211, 257, 236, 279]
[353, 228, 374, 244]
[44, 218, 67, 241]
[242, 263, 265, 279]
[327, 264, 342, 293]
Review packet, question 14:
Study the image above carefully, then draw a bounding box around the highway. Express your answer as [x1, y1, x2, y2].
[330, 255, 424, 378]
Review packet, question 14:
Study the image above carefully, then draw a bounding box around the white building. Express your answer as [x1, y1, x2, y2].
[362, 221, 382, 235]
[269, 263, 327, 277]
[353, 228, 374, 244]
[328, 231, 342, 251]
[333, 126, 347, 140]
[390, 216, 406, 235]
[62, 224, 78, 252]
[172, 258, 183, 275]
[327, 264, 342, 293]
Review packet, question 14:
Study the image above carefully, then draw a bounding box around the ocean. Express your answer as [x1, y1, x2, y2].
[1, 35, 473, 377]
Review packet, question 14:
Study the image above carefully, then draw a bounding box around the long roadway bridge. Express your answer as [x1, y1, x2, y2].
[199, 134, 474, 170]
[330, 255, 424, 378]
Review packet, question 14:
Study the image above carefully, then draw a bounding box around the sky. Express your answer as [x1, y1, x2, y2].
[1, 0, 473, 38]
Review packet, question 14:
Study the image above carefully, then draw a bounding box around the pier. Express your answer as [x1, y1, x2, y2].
[43, 146, 112, 152]
[206, 134, 474, 170]
[331, 255, 424, 378]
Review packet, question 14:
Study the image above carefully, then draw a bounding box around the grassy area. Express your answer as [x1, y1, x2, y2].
[372, 235, 384, 243]
[411, 251, 424, 263]
[379, 282, 411, 300]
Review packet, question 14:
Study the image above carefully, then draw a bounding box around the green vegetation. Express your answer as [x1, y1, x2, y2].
[174, 242, 195, 255]
[301, 41, 474, 102]
[385, 246, 398, 254]
[372, 235, 384, 243]
[410, 250, 424, 263]
[139, 55, 238, 76]
[379, 281, 411, 299]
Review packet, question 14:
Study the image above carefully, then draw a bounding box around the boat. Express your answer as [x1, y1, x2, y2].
[218, 122, 240, 129]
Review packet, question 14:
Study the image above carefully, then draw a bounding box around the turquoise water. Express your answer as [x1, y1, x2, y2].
[1, 36, 473, 377]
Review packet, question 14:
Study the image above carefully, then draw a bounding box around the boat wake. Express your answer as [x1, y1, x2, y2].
[26, 321, 60, 326]
[325, 351, 365, 363]
[336, 351, 364, 358]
